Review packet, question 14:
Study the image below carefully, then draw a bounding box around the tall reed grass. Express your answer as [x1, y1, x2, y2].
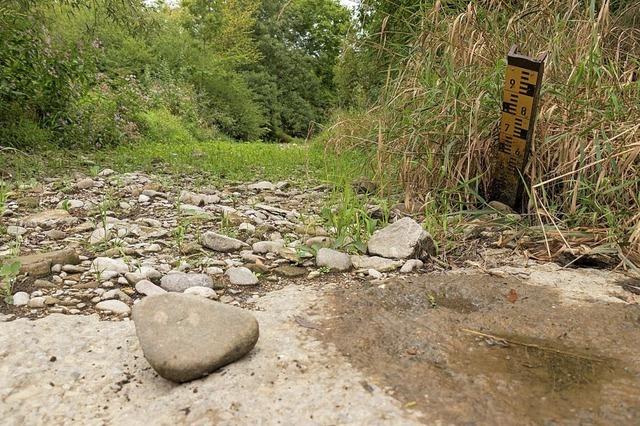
[327, 0, 640, 266]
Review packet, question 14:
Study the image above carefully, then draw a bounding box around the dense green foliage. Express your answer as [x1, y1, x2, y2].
[0, 0, 349, 148]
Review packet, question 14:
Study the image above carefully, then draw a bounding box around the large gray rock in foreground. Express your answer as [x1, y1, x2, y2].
[367, 217, 436, 259]
[132, 293, 259, 383]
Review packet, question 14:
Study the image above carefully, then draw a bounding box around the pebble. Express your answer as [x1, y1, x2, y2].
[135, 280, 166, 296]
[226, 267, 259, 286]
[12, 292, 29, 306]
[160, 272, 214, 292]
[400, 259, 424, 273]
[252, 241, 284, 254]
[91, 257, 129, 275]
[368, 269, 383, 279]
[316, 248, 352, 271]
[27, 297, 46, 308]
[7, 226, 27, 236]
[205, 267, 224, 275]
[95, 300, 131, 315]
[45, 229, 67, 240]
[184, 286, 218, 299]
[201, 232, 247, 252]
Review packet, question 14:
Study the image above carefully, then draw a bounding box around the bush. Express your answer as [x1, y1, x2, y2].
[138, 109, 197, 144]
[0, 117, 54, 149]
[63, 77, 146, 148]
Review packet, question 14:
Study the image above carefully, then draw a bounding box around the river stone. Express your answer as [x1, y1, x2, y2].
[316, 248, 352, 271]
[201, 232, 247, 252]
[95, 300, 131, 315]
[132, 293, 259, 383]
[21, 209, 75, 228]
[7, 226, 27, 236]
[226, 267, 259, 285]
[252, 241, 284, 254]
[12, 292, 29, 306]
[91, 257, 129, 275]
[179, 190, 220, 206]
[76, 178, 94, 190]
[248, 181, 276, 191]
[351, 255, 403, 272]
[184, 286, 218, 299]
[367, 217, 436, 259]
[400, 259, 424, 273]
[160, 272, 213, 292]
[135, 280, 166, 297]
[305, 236, 334, 249]
[44, 229, 67, 240]
[18, 249, 80, 278]
[56, 199, 84, 210]
[273, 265, 307, 278]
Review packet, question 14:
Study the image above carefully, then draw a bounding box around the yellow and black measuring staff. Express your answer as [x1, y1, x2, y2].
[491, 45, 547, 211]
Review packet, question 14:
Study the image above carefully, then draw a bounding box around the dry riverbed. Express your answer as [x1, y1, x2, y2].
[1, 170, 639, 424]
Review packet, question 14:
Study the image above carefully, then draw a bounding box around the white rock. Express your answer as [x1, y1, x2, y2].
[95, 300, 130, 315]
[91, 257, 129, 275]
[102, 289, 131, 302]
[139, 266, 162, 281]
[308, 271, 321, 279]
[248, 181, 276, 191]
[226, 267, 259, 286]
[7, 226, 27, 236]
[239, 222, 256, 233]
[89, 227, 112, 244]
[135, 280, 166, 296]
[184, 286, 218, 299]
[145, 244, 162, 253]
[368, 269, 383, 279]
[98, 168, 115, 177]
[56, 199, 84, 210]
[100, 270, 120, 280]
[351, 255, 403, 272]
[160, 273, 214, 292]
[316, 248, 352, 271]
[400, 259, 424, 273]
[124, 272, 145, 285]
[367, 217, 436, 259]
[12, 292, 29, 306]
[205, 267, 224, 276]
[179, 204, 205, 215]
[252, 241, 284, 254]
[138, 194, 151, 203]
[62, 265, 85, 273]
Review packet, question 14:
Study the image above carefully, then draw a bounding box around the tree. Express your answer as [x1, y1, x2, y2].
[181, 0, 261, 66]
[246, 0, 350, 140]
